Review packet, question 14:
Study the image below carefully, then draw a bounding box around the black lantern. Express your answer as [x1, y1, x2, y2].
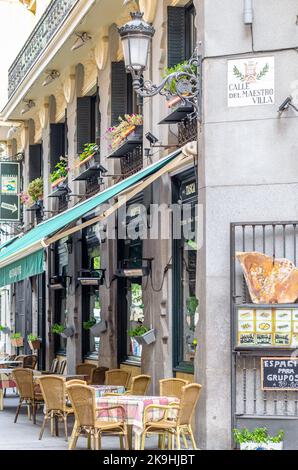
[118, 12, 155, 89]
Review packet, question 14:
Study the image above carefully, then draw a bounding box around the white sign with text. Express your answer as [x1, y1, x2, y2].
[228, 56, 275, 107]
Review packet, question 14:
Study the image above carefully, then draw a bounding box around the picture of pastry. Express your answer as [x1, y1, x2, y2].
[238, 309, 254, 322]
[292, 310, 298, 321]
[275, 321, 291, 333]
[238, 320, 254, 332]
[256, 309, 272, 321]
[276, 310, 291, 321]
[256, 320, 272, 333]
[293, 322, 298, 333]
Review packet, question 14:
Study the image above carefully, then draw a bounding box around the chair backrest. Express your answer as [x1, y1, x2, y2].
[57, 360, 67, 375]
[105, 369, 131, 388]
[75, 363, 97, 380]
[15, 355, 25, 366]
[67, 384, 96, 427]
[12, 368, 34, 399]
[90, 367, 109, 385]
[49, 358, 59, 373]
[66, 379, 87, 386]
[23, 355, 38, 370]
[38, 376, 66, 411]
[7, 355, 16, 361]
[178, 383, 202, 426]
[131, 375, 151, 395]
[159, 378, 189, 399]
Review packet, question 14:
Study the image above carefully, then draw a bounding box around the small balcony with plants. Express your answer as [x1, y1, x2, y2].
[21, 177, 44, 223]
[48, 157, 69, 211]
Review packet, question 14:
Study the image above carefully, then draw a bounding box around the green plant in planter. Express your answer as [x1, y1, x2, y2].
[51, 324, 65, 335]
[128, 325, 150, 338]
[233, 427, 284, 445]
[0, 325, 6, 332]
[79, 143, 98, 162]
[11, 332, 22, 339]
[27, 177, 43, 203]
[163, 61, 198, 96]
[27, 333, 38, 342]
[186, 296, 199, 316]
[83, 317, 97, 330]
[50, 157, 68, 183]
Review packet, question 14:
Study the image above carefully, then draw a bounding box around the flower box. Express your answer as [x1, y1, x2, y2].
[133, 328, 156, 346]
[166, 96, 182, 109]
[240, 442, 283, 450]
[51, 176, 66, 189]
[90, 320, 107, 336]
[11, 337, 23, 347]
[28, 339, 41, 351]
[78, 151, 100, 170]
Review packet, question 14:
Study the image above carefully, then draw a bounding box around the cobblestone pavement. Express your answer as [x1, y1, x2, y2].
[0, 390, 157, 450]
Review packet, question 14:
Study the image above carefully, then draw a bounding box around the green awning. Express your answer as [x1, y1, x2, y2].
[0, 150, 182, 287]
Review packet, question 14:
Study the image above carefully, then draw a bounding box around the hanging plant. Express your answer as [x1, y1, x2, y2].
[10, 332, 23, 347]
[50, 157, 69, 186]
[51, 324, 65, 335]
[105, 114, 143, 150]
[27, 333, 41, 350]
[27, 177, 43, 203]
[83, 317, 97, 330]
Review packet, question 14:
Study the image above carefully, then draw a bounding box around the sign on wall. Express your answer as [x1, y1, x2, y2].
[228, 56, 275, 107]
[0, 161, 20, 222]
[261, 357, 298, 391]
[237, 306, 298, 348]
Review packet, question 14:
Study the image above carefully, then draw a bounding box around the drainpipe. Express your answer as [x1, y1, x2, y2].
[243, 0, 253, 24]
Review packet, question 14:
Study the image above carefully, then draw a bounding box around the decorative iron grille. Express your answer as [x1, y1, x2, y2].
[178, 115, 197, 146]
[120, 145, 143, 179]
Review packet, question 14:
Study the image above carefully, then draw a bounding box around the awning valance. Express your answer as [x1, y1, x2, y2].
[0, 149, 190, 287]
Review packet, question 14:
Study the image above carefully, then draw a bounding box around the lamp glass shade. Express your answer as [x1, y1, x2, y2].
[121, 35, 150, 72]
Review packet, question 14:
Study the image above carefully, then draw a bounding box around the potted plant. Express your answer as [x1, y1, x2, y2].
[83, 317, 97, 331]
[0, 325, 10, 335]
[51, 323, 75, 339]
[163, 61, 198, 108]
[233, 427, 284, 450]
[77, 143, 99, 169]
[106, 114, 143, 151]
[50, 157, 69, 189]
[90, 319, 107, 336]
[10, 333, 23, 348]
[128, 325, 156, 345]
[27, 333, 41, 351]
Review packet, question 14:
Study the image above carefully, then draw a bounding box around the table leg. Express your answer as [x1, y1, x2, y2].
[134, 432, 141, 450]
[55, 415, 59, 436]
[0, 389, 3, 411]
[127, 425, 133, 450]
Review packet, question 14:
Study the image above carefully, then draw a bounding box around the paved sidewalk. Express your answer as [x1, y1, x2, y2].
[0, 390, 157, 450]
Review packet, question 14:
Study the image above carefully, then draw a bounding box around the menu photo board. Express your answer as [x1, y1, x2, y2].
[237, 307, 298, 348]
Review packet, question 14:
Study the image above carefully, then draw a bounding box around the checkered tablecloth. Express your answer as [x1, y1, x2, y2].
[95, 395, 179, 434]
[91, 385, 125, 397]
[0, 369, 16, 390]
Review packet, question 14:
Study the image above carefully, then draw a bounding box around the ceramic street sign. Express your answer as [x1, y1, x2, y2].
[0, 161, 20, 222]
[228, 56, 275, 107]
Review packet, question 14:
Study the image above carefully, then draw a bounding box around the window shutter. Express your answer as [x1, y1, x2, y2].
[111, 61, 128, 126]
[77, 96, 93, 154]
[95, 89, 101, 147]
[50, 123, 65, 171]
[167, 6, 186, 68]
[64, 109, 68, 156]
[28, 144, 42, 181]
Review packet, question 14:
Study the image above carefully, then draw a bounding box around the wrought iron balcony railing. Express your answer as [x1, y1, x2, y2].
[8, 0, 79, 99]
[178, 115, 198, 147]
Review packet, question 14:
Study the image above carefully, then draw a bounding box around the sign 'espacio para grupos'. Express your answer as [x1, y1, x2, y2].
[228, 56, 275, 107]
[261, 357, 298, 391]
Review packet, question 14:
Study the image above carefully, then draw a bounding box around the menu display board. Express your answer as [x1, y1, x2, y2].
[237, 307, 298, 348]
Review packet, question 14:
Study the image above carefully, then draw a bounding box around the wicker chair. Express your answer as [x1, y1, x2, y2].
[23, 355, 38, 370]
[57, 360, 67, 375]
[12, 368, 44, 424]
[141, 383, 202, 450]
[66, 379, 87, 386]
[75, 363, 97, 383]
[105, 369, 131, 388]
[38, 376, 74, 441]
[67, 384, 128, 450]
[90, 367, 109, 385]
[41, 358, 59, 375]
[15, 355, 25, 366]
[159, 378, 189, 399]
[127, 375, 151, 396]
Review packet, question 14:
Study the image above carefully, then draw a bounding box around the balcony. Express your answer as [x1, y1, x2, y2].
[8, 0, 79, 99]
[178, 115, 198, 146]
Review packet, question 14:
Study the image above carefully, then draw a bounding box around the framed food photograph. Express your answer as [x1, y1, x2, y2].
[292, 310, 298, 321]
[238, 320, 254, 332]
[293, 322, 298, 333]
[238, 333, 255, 346]
[256, 334, 273, 346]
[275, 321, 291, 333]
[256, 309, 272, 321]
[256, 320, 272, 333]
[275, 309, 292, 321]
[238, 308, 254, 322]
[274, 333, 291, 346]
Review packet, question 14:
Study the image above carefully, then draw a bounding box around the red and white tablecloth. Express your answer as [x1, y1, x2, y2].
[0, 369, 16, 389]
[95, 395, 179, 435]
